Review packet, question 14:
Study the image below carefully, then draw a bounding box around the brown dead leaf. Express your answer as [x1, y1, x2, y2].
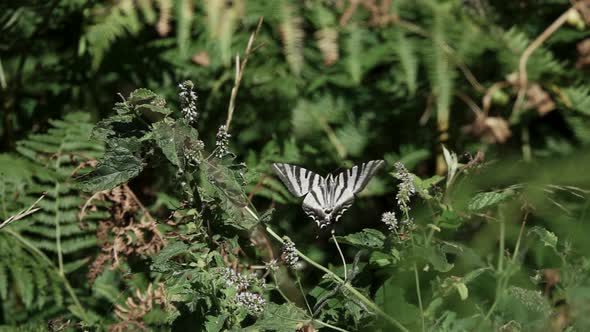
[576, 38, 590, 68]
[524, 84, 556, 115]
[463, 114, 511, 144]
[192, 51, 211, 67]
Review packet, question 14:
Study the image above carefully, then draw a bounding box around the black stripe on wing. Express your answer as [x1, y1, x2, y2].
[272, 163, 324, 198]
[336, 160, 386, 194]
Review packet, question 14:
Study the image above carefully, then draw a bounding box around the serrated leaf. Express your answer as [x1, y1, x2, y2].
[77, 145, 144, 192]
[335, 228, 385, 249]
[245, 303, 309, 332]
[414, 245, 454, 272]
[153, 119, 200, 168]
[528, 226, 558, 250]
[375, 277, 421, 325]
[205, 314, 228, 332]
[468, 190, 514, 211]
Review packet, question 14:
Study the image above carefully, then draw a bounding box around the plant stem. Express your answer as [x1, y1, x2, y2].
[332, 233, 347, 280]
[225, 18, 264, 131]
[262, 223, 409, 332]
[314, 319, 352, 332]
[511, 7, 575, 121]
[296, 271, 313, 315]
[414, 264, 425, 332]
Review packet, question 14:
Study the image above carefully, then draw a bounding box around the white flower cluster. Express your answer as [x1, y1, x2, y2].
[281, 238, 300, 269]
[235, 291, 266, 315]
[178, 81, 198, 123]
[215, 125, 231, 158]
[381, 211, 398, 231]
[221, 268, 266, 315]
[222, 268, 250, 291]
[394, 162, 416, 216]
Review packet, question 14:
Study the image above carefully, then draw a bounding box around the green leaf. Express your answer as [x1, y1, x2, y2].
[468, 189, 514, 211]
[153, 119, 201, 168]
[375, 277, 421, 325]
[414, 245, 454, 272]
[151, 242, 189, 272]
[245, 303, 309, 332]
[413, 174, 444, 199]
[335, 228, 385, 249]
[455, 282, 468, 300]
[528, 226, 558, 250]
[205, 314, 228, 332]
[77, 144, 144, 192]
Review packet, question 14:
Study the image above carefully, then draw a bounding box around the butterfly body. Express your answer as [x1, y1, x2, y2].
[272, 160, 385, 228]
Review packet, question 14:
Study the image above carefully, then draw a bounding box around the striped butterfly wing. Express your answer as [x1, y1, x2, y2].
[272, 163, 325, 198]
[302, 177, 355, 228]
[335, 160, 386, 195]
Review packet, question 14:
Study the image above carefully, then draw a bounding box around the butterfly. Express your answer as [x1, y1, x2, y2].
[272, 160, 386, 228]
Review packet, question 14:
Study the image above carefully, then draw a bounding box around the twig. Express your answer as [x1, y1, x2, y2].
[0, 194, 45, 230]
[511, 7, 576, 121]
[225, 18, 264, 131]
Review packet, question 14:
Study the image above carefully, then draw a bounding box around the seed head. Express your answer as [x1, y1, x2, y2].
[215, 125, 231, 158]
[235, 291, 266, 315]
[394, 162, 415, 216]
[381, 211, 398, 231]
[178, 81, 198, 123]
[281, 238, 300, 269]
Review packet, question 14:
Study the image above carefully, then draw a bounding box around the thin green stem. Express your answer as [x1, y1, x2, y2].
[295, 272, 313, 315]
[405, 209, 425, 332]
[314, 319, 352, 332]
[413, 264, 425, 332]
[498, 214, 505, 272]
[332, 233, 347, 280]
[272, 274, 292, 304]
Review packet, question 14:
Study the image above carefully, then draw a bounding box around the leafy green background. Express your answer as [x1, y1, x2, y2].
[1, 0, 590, 331]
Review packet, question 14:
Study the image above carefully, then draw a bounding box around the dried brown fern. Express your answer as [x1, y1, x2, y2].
[110, 283, 170, 332]
[81, 185, 165, 284]
[280, 3, 305, 75]
[315, 28, 339, 66]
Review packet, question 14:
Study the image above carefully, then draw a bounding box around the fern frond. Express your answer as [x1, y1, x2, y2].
[498, 27, 566, 80]
[345, 25, 363, 84]
[393, 28, 418, 95]
[10, 113, 104, 275]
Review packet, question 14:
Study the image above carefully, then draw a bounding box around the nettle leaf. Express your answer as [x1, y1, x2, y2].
[77, 144, 144, 192]
[375, 277, 421, 325]
[245, 303, 309, 332]
[467, 189, 514, 211]
[153, 119, 201, 168]
[335, 229, 385, 249]
[437, 208, 463, 229]
[151, 242, 189, 272]
[205, 313, 228, 332]
[528, 226, 558, 250]
[414, 245, 454, 272]
[413, 174, 444, 199]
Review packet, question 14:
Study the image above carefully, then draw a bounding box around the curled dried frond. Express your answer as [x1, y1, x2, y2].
[524, 84, 556, 115]
[84, 185, 165, 283]
[463, 113, 512, 144]
[315, 28, 339, 66]
[156, 0, 172, 36]
[280, 4, 304, 75]
[111, 283, 171, 332]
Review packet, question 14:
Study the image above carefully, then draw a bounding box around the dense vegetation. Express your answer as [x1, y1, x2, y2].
[1, 0, 590, 331]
